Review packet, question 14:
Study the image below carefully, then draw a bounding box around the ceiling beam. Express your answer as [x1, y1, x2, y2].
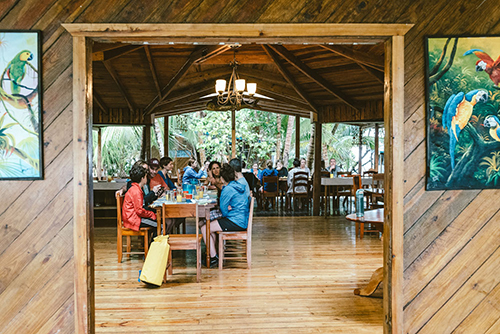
[268, 44, 360, 111]
[262, 45, 319, 114]
[318, 44, 384, 71]
[144, 46, 162, 99]
[93, 91, 108, 113]
[102, 61, 135, 112]
[144, 45, 229, 116]
[93, 45, 144, 62]
[357, 62, 384, 84]
[194, 45, 231, 64]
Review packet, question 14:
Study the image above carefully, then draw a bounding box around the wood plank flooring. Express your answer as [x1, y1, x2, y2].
[94, 216, 383, 333]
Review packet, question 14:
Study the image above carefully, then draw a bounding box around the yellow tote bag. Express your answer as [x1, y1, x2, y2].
[139, 235, 170, 286]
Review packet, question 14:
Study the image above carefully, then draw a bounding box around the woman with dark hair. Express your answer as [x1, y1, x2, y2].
[206, 161, 223, 191]
[200, 163, 250, 267]
[158, 157, 176, 190]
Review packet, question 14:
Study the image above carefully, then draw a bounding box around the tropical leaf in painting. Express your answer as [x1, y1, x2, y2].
[17, 136, 38, 158]
[429, 154, 447, 182]
[0, 159, 20, 177]
[480, 151, 500, 186]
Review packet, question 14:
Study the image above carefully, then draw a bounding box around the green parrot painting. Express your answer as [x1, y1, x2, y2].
[6, 50, 33, 95]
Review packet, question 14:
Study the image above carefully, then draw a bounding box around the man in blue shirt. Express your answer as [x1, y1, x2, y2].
[182, 158, 206, 184]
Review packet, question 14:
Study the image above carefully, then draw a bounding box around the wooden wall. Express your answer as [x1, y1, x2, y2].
[0, 1, 499, 333]
[320, 100, 383, 123]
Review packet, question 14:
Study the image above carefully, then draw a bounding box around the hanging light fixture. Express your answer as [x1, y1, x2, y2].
[206, 45, 258, 111]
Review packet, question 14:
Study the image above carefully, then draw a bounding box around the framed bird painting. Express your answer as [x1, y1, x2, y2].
[426, 36, 500, 190]
[0, 31, 42, 180]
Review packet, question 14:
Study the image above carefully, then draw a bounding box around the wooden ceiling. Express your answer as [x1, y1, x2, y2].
[92, 42, 384, 120]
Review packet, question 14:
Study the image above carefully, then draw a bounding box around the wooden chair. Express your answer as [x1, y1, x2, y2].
[369, 173, 385, 209]
[116, 193, 154, 263]
[163, 203, 202, 282]
[261, 176, 279, 210]
[217, 197, 255, 269]
[288, 171, 310, 210]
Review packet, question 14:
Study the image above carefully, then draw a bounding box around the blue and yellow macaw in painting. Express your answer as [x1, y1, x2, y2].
[483, 115, 500, 142]
[6, 50, 33, 95]
[443, 89, 488, 169]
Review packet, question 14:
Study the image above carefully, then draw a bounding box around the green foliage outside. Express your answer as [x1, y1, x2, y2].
[92, 126, 142, 177]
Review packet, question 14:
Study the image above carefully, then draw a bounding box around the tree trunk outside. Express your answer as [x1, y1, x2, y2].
[154, 118, 163, 156]
[282, 115, 295, 167]
[306, 121, 315, 170]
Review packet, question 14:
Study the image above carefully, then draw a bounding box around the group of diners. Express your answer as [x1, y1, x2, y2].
[118, 156, 252, 268]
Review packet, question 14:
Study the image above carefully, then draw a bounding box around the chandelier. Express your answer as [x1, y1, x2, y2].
[206, 46, 258, 111]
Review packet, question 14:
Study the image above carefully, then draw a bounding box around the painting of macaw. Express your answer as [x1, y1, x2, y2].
[464, 49, 500, 89]
[443, 89, 488, 169]
[483, 115, 500, 142]
[0, 32, 41, 180]
[426, 36, 500, 190]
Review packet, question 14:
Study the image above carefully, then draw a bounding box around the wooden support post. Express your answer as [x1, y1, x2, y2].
[383, 35, 405, 334]
[231, 109, 236, 159]
[72, 36, 95, 334]
[96, 127, 102, 180]
[312, 121, 322, 216]
[295, 116, 300, 159]
[164, 116, 169, 158]
[374, 123, 379, 171]
[358, 126, 363, 174]
[141, 125, 151, 160]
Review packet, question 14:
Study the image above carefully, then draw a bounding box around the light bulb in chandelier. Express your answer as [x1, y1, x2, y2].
[216, 80, 226, 94]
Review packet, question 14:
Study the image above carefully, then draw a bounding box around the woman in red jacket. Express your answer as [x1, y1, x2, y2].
[122, 164, 158, 237]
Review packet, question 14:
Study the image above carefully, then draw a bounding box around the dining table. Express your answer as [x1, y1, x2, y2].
[321, 177, 373, 216]
[150, 191, 218, 268]
[346, 208, 384, 297]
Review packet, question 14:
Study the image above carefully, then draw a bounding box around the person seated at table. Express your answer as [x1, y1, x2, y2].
[299, 158, 311, 175]
[158, 157, 176, 190]
[328, 158, 341, 177]
[310, 159, 330, 176]
[122, 164, 158, 239]
[251, 162, 261, 179]
[206, 161, 224, 191]
[182, 158, 206, 184]
[241, 161, 259, 196]
[117, 160, 162, 209]
[200, 163, 250, 267]
[148, 158, 168, 190]
[287, 158, 302, 194]
[229, 158, 251, 198]
[276, 160, 288, 178]
[259, 160, 278, 193]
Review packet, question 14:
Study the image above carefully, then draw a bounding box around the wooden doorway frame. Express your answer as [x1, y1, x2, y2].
[63, 23, 412, 334]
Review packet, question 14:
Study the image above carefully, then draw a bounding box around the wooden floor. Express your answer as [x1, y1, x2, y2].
[94, 215, 383, 333]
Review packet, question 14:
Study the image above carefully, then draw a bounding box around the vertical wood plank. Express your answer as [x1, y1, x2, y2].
[375, 123, 379, 171]
[72, 36, 94, 334]
[97, 127, 102, 180]
[295, 116, 300, 159]
[358, 126, 363, 174]
[384, 35, 405, 334]
[312, 121, 322, 216]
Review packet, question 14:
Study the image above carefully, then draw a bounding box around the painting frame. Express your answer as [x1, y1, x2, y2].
[0, 30, 43, 181]
[425, 34, 500, 190]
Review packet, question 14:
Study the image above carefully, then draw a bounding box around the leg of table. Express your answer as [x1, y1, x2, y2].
[206, 213, 211, 268]
[156, 208, 162, 236]
[354, 267, 383, 297]
[360, 222, 364, 239]
[324, 185, 328, 218]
